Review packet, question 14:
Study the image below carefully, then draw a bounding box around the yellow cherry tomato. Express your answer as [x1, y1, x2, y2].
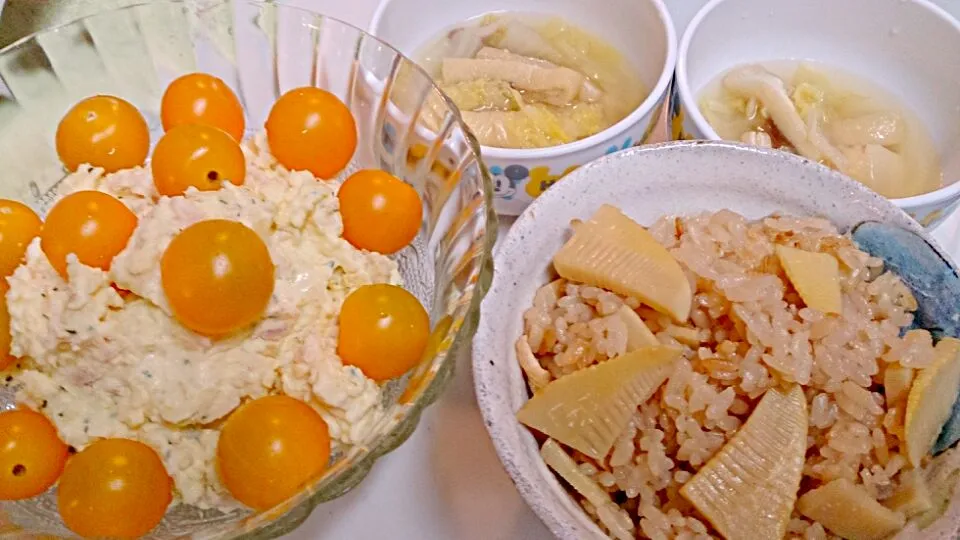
[161, 219, 274, 336]
[0, 409, 69, 500]
[151, 124, 246, 196]
[160, 72, 245, 141]
[40, 191, 137, 279]
[58, 438, 172, 539]
[338, 169, 422, 254]
[56, 95, 150, 173]
[265, 87, 356, 179]
[0, 199, 42, 277]
[217, 395, 331, 510]
[337, 284, 429, 381]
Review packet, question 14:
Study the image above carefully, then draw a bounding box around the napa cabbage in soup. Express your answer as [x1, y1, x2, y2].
[699, 62, 943, 199]
[418, 13, 647, 150]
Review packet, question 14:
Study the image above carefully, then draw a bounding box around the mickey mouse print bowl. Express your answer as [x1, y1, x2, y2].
[370, 0, 678, 215]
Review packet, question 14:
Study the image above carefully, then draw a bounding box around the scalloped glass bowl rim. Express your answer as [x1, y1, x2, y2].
[0, 1, 497, 538]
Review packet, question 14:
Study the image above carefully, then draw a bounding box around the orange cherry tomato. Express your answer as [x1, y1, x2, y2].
[160, 72, 245, 141]
[265, 87, 356, 179]
[58, 438, 172, 538]
[337, 284, 429, 381]
[217, 395, 331, 510]
[40, 191, 137, 279]
[338, 169, 422, 254]
[55, 95, 150, 173]
[151, 124, 246, 196]
[0, 199, 42, 277]
[0, 409, 69, 500]
[161, 219, 274, 336]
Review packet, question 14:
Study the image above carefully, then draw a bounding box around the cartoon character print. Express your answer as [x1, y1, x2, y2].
[604, 136, 635, 156]
[525, 164, 581, 198]
[489, 164, 527, 200]
[669, 84, 691, 141]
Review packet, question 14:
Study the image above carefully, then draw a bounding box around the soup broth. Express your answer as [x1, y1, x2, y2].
[417, 13, 647, 150]
[699, 61, 943, 199]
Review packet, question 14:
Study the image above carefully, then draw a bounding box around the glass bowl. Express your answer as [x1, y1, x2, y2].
[0, 1, 496, 538]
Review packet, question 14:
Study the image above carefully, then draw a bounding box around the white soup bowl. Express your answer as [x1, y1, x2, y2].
[676, 0, 960, 229]
[370, 0, 677, 216]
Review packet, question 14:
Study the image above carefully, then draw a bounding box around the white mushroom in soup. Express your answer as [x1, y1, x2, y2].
[699, 61, 943, 199]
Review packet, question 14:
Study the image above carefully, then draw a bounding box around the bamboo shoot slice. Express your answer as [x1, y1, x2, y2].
[884, 365, 914, 406]
[680, 385, 807, 540]
[905, 337, 960, 467]
[540, 439, 634, 540]
[797, 478, 905, 540]
[884, 469, 933, 518]
[664, 324, 700, 346]
[553, 205, 692, 321]
[616, 305, 659, 350]
[912, 447, 960, 528]
[775, 245, 842, 314]
[582, 204, 674, 257]
[516, 337, 551, 392]
[517, 346, 679, 460]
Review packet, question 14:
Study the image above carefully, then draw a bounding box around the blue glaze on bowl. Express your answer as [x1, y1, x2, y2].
[851, 221, 960, 454]
[852, 222, 960, 340]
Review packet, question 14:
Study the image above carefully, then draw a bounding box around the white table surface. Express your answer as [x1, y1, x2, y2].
[282, 1, 960, 539]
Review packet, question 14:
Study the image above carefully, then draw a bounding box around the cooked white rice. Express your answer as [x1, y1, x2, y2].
[518, 210, 956, 539]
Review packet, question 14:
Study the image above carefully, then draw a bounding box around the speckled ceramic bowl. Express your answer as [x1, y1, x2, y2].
[471, 140, 960, 539]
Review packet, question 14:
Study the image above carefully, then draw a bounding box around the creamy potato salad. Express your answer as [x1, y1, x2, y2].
[4, 134, 399, 510]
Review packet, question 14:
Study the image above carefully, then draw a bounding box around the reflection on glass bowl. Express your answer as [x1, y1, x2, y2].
[0, 1, 496, 537]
